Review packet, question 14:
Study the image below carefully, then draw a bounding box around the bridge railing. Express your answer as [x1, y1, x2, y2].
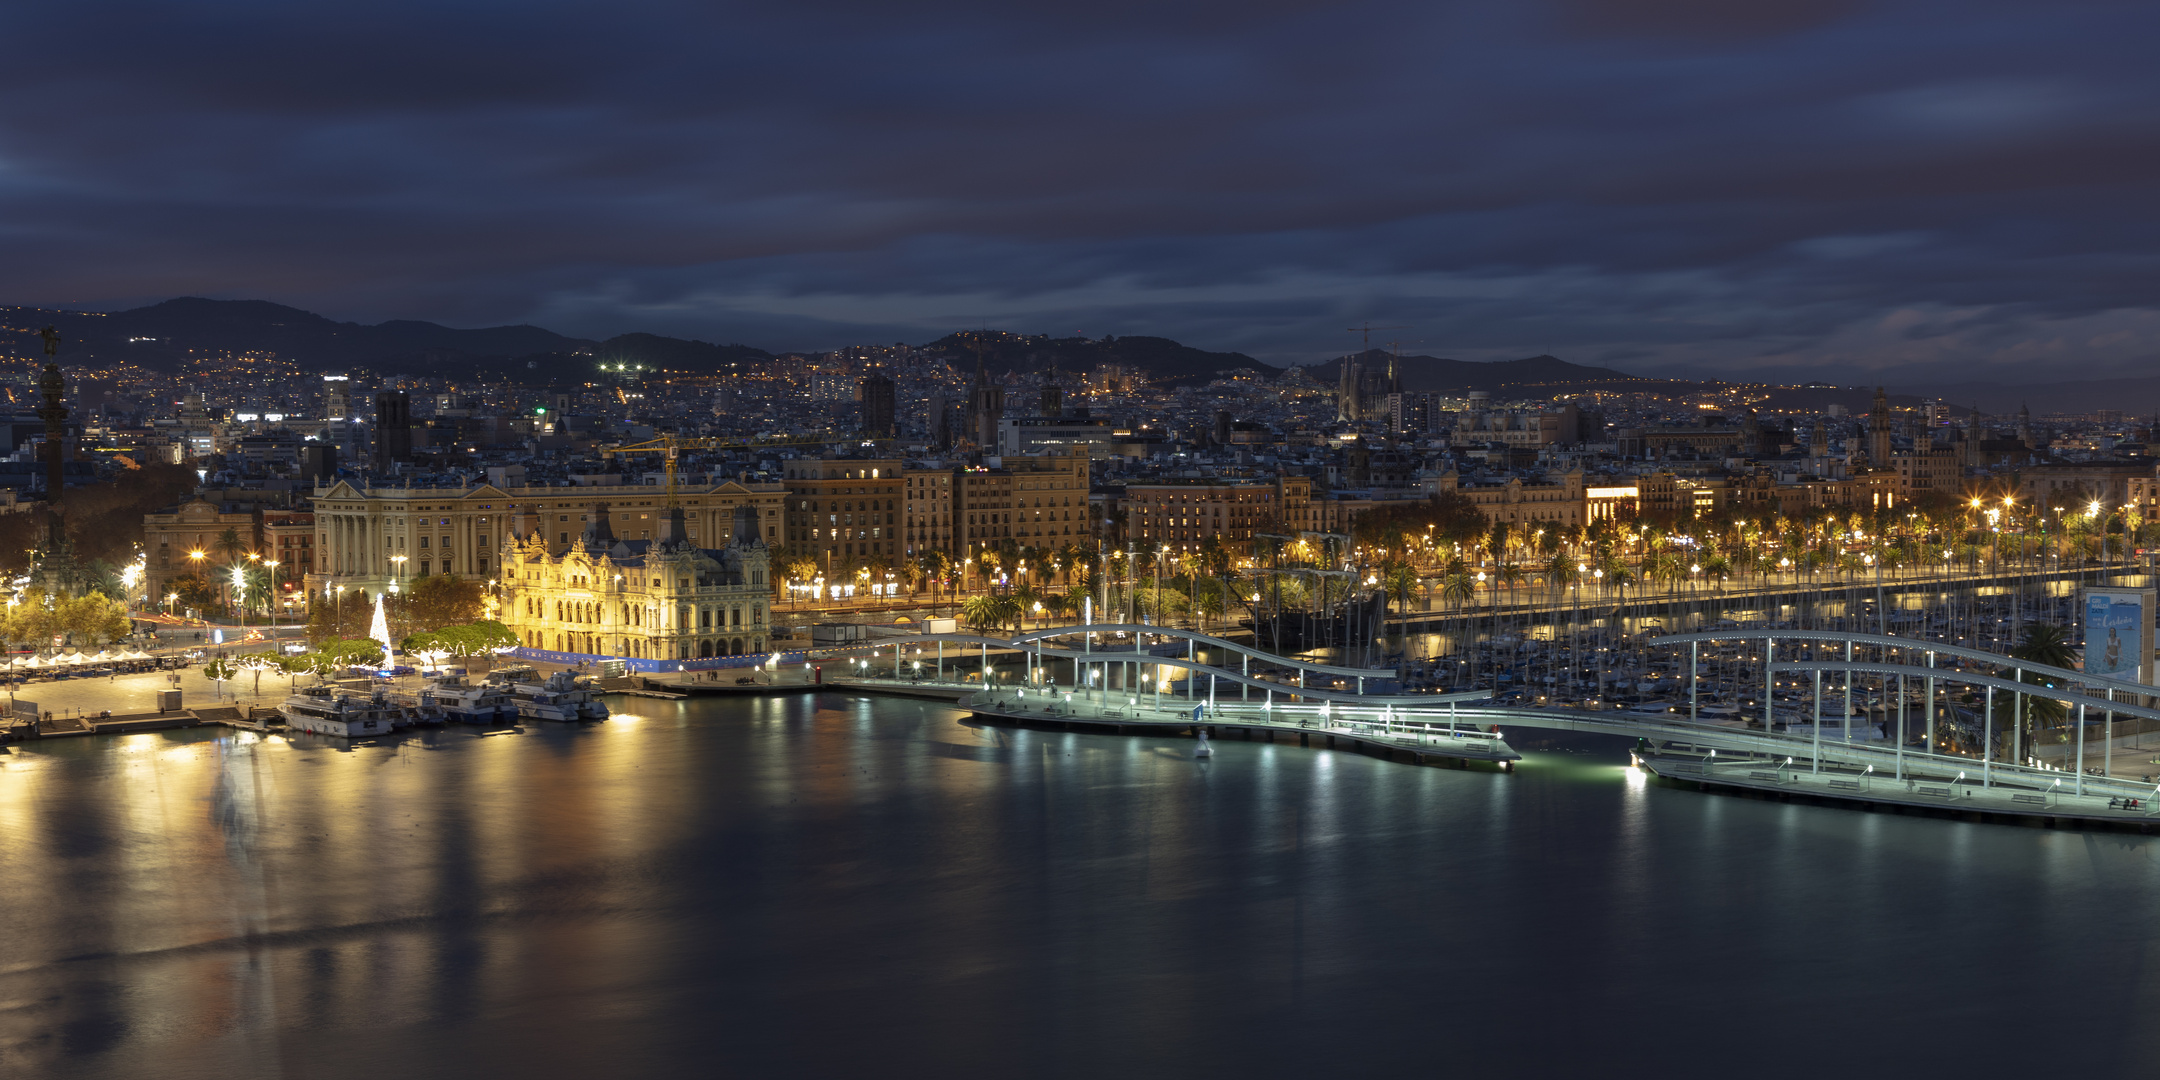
[1011, 623, 1395, 679]
[1653, 628, 2144, 700]
[878, 624, 1434, 705]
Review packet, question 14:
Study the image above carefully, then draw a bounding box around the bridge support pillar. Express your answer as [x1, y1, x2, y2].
[1690, 641, 1698, 722]
[1896, 673, 1906, 781]
[1764, 636, 1776, 733]
[2013, 669, 2023, 766]
[1983, 689, 1993, 789]
[1926, 651, 1936, 757]
[2076, 703, 2087, 797]
[1844, 640, 1854, 746]
[1812, 669, 1822, 774]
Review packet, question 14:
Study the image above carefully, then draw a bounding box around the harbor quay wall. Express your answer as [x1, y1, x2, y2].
[508, 646, 809, 673]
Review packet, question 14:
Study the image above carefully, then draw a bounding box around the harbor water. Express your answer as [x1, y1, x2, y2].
[5, 691, 2160, 1077]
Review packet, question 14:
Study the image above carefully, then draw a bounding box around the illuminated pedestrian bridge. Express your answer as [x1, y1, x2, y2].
[824, 622, 2160, 827]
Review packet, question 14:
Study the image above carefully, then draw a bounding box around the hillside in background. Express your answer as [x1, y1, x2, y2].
[1307, 351, 1659, 393]
[0, 298, 775, 382]
[0, 299, 1267, 386]
[920, 331, 1277, 386]
[4, 298, 2148, 410]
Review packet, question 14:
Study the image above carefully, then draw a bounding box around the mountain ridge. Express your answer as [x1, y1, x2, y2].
[1306, 351, 1653, 393]
[1, 298, 1274, 385]
[7, 298, 2149, 410]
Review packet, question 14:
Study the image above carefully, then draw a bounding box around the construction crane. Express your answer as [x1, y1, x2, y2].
[1345, 323, 1407, 354]
[599, 433, 850, 506]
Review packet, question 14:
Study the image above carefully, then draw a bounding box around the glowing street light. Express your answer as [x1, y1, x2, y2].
[230, 564, 248, 629]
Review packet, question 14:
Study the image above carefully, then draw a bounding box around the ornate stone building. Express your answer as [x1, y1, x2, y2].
[500, 503, 774, 661]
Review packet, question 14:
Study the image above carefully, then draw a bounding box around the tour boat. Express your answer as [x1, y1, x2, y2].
[278, 688, 398, 738]
[501, 669, 610, 722]
[426, 674, 518, 724]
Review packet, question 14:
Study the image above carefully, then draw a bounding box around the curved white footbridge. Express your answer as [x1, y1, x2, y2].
[829, 623, 2160, 828]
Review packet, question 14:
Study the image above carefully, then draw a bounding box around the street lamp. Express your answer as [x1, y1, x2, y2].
[389, 554, 407, 594]
[263, 560, 279, 630]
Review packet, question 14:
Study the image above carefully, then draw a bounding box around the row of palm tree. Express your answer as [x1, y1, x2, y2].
[1358, 490, 2150, 606]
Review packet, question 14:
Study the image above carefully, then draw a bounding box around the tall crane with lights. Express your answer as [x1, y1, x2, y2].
[599, 434, 852, 507]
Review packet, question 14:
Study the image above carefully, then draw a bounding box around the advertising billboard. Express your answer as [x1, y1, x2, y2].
[2083, 587, 2153, 685]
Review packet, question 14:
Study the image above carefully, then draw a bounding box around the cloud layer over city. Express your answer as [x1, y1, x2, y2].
[4, 0, 2156, 381]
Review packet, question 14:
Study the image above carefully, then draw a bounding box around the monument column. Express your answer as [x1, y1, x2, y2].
[35, 326, 69, 587]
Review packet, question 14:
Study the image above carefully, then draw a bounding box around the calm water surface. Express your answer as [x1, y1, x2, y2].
[4, 693, 2160, 1078]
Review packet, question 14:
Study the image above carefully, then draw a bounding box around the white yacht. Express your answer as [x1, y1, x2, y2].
[496, 669, 609, 722]
[278, 688, 398, 738]
[426, 674, 518, 724]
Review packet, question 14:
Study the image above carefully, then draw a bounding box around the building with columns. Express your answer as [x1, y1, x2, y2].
[501, 504, 773, 661]
[305, 479, 786, 600]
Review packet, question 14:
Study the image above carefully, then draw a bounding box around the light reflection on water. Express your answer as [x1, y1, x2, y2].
[3, 693, 2160, 1077]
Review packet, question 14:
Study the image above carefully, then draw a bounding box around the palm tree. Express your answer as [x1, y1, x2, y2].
[1440, 564, 1475, 614]
[1062, 580, 1093, 622]
[1384, 561, 1420, 616]
[917, 550, 952, 611]
[1496, 563, 1525, 609]
[1011, 583, 1041, 628]
[2007, 623, 2077, 757]
[961, 593, 1005, 634]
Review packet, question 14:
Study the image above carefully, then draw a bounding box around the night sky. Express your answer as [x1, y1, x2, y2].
[6, 0, 2156, 381]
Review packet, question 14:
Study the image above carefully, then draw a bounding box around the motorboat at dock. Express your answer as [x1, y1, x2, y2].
[489, 667, 609, 722]
[424, 673, 518, 724]
[277, 687, 399, 738]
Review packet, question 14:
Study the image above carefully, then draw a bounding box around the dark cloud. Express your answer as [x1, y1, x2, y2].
[1555, 0, 1868, 40]
[0, 0, 2155, 381]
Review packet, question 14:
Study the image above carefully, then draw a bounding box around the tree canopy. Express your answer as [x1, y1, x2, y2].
[0, 590, 132, 646]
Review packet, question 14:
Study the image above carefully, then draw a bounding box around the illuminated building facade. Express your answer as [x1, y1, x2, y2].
[500, 504, 773, 660]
